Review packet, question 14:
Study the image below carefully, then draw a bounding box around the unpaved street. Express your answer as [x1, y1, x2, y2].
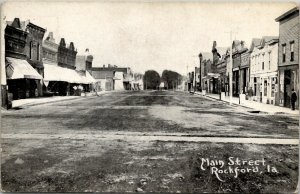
[1, 91, 299, 193]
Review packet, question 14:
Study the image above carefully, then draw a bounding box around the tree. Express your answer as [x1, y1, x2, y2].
[161, 70, 182, 90]
[143, 70, 160, 90]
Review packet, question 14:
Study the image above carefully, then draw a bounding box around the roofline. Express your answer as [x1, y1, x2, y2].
[275, 7, 299, 22]
[28, 22, 46, 32]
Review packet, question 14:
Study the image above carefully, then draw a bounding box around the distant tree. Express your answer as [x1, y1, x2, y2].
[161, 70, 182, 90]
[143, 70, 160, 90]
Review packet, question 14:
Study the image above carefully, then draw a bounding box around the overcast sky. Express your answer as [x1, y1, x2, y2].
[1, 1, 296, 75]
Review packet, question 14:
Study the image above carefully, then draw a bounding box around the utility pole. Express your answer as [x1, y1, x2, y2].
[199, 53, 202, 92]
[194, 66, 197, 92]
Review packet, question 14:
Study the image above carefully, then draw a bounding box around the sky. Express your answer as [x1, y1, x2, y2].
[1, 1, 296, 75]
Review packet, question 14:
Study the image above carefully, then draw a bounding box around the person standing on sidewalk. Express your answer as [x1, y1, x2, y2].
[248, 87, 253, 101]
[291, 89, 297, 110]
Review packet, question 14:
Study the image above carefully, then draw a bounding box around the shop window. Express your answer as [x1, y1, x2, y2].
[254, 77, 257, 96]
[271, 77, 276, 97]
[264, 80, 267, 96]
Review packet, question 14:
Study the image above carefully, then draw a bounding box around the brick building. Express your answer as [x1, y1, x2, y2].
[200, 52, 213, 93]
[240, 50, 250, 94]
[24, 21, 46, 97]
[232, 40, 247, 97]
[275, 7, 299, 109]
[58, 38, 77, 69]
[216, 51, 228, 93]
[42, 32, 58, 65]
[4, 18, 43, 105]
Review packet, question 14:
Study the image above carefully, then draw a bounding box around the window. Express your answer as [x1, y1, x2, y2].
[268, 52, 271, 70]
[271, 77, 276, 97]
[262, 54, 265, 70]
[29, 41, 33, 59]
[37, 44, 40, 60]
[290, 42, 294, 61]
[254, 77, 257, 96]
[282, 45, 286, 62]
[264, 80, 267, 96]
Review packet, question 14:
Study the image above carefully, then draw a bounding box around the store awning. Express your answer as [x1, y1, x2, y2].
[80, 71, 96, 84]
[44, 63, 84, 84]
[6, 57, 43, 80]
[207, 73, 220, 78]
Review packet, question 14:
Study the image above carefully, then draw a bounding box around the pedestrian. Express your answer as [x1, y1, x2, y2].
[291, 89, 297, 110]
[248, 87, 253, 101]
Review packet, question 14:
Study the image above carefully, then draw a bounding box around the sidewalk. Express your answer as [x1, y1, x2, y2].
[195, 92, 299, 115]
[12, 96, 81, 108]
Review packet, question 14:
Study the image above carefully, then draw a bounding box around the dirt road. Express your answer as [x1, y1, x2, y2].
[1, 90, 298, 192]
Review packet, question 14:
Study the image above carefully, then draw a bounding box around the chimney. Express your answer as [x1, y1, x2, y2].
[11, 18, 21, 28]
[241, 41, 245, 48]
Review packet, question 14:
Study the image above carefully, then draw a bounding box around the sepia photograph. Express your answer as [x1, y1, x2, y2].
[0, 0, 299, 193]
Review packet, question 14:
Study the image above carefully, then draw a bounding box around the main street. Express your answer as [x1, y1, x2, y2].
[1, 90, 298, 193]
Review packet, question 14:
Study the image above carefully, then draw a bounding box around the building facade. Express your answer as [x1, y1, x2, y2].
[91, 65, 116, 91]
[4, 18, 43, 103]
[232, 40, 247, 97]
[25, 21, 46, 97]
[249, 36, 279, 104]
[240, 50, 250, 95]
[58, 38, 77, 69]
[275, 7, 299, 109]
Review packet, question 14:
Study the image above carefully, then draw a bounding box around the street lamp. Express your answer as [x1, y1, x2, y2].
[199, 53, 203, 92]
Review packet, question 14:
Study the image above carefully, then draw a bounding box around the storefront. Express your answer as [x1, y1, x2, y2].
[278, 65, 299, 108]
[6, 57, 43, 100]
[44, 63, 95, 96]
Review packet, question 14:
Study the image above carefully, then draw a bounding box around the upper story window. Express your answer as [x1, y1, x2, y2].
[262, 54, 265, 70]
[282, 44, 286, 62]
[290, 42, 294, 61]
[29, 41, 33, 59]
[268, 52, 271, 70]
[37, 44, 40, 60]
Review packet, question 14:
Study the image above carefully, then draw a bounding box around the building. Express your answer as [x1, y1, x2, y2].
[212, 42, 228, 94]
[200, 52, 213, 93]
[132, 73, 144, 90]
[216, 50, 228, 94]
[44, 37, 90, 96]
[58, 38, 77, 69]
[275, 7, 299, 108]
[91, 65, 115, 91]
[231, 40, 248, 97]
[4, 18, 43, 104]
[24, 21, 46, 97]
[240, 50, 250, 95]
[249, 36, 279, 104]
[75, 49, 96, 92]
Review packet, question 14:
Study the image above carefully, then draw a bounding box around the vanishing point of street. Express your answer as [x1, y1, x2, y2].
[1, 91, 298, 193]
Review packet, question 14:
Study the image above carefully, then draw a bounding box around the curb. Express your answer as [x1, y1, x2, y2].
[11, 96, 88, 109]
[193, 92, 291, 115]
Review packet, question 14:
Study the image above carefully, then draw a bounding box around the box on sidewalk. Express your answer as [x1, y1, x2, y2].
[220, 92, 225, 100]
[239, 94, 246, 104]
